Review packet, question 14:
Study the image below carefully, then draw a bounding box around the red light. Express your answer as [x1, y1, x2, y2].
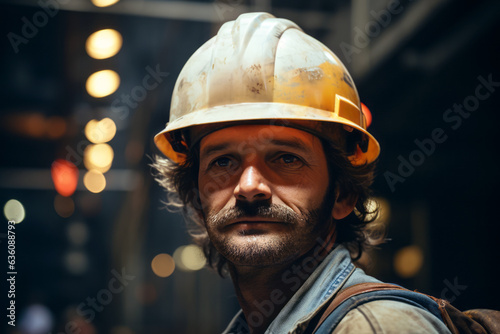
[51, 159, 79, 197]
[361, 103, 372, 128]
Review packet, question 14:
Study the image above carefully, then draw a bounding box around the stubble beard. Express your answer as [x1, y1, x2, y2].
[204, 199, 335, 267]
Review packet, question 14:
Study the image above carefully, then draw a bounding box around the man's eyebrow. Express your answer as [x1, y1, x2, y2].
[200, 137, 313, 158]
[268, 138, 312, 153]
[200, 143, 231, 158]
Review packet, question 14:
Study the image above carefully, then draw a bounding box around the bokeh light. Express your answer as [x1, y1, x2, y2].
[91, 0, 120, 8]
[361, 102, 373, 128]
[51, 159, 79, 197]
[64, 251, 89, 275]
[135, 283, 157, 305]
[46, 116, 67, 139]
[173, 245, 206, 271]
[24, 113, 45, 137]
[4, 113, 67, 139]
[151, 253, 175, 278]
[83, 170, 106, 193]
[86, 70, 120, 98]
[363, 197, 391, 228]
[86, 29, 123, 59]
[19, 304, 54, 334]
[67, 222, 89, 246]
[84, 144, 114, 173]
[394, 245, 424, 278]
[4, 199, 25, 224]
[54, 195, 75, 218]
[85, 118, 117, 144]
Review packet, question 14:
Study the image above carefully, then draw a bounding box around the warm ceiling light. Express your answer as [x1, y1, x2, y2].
[86, 69, 120, 98]
[84, 143, 114, 173]
[91, 0, 120, 8]
[86, 29, 122, 59]
[83, 170, 106, 193]
[85, 118, 117, 144]
[151, 253, 175, 278]
[394, 245, 424, 278]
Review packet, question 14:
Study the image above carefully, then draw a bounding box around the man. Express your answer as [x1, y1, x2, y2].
[153, 13, 451, 334]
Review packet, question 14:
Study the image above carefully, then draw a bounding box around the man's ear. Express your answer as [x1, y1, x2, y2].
[332, 192, 358, 220]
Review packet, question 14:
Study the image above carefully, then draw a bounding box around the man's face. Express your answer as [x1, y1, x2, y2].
[198, 125, 335, 267]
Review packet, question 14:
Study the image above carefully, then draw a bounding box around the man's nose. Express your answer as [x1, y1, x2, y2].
[234, 165, 271, 202]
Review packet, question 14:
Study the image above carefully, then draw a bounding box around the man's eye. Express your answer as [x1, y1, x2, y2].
[213, 157, 232, 168]
[276, 154, 304, 167]
[281, 154, 298, 164]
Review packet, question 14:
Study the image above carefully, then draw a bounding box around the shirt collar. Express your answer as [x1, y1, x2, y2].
[222, 245, 355, 334]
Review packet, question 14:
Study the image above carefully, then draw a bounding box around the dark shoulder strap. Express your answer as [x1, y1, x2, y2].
[312, 283, 408, 334]
[464, 309, 500, 333]
[311, 283, 500, 334]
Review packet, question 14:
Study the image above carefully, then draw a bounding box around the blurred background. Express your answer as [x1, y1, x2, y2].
[1, 0, 499, 333]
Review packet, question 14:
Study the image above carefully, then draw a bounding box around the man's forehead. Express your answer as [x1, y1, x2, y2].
[199, 124, 321, 156]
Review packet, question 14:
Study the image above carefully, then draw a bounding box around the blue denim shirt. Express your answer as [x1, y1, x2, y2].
[221, 245, 451, 334]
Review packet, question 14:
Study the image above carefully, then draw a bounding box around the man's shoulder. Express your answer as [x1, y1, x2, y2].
[332, 299, 452, 334]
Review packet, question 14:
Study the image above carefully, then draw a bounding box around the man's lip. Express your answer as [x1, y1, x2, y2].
[228, 218, 283, 226]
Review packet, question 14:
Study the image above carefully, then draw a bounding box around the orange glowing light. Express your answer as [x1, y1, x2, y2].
[151, 253, 175, 278]
[361, 103, 372, 128]
[46, 116, 67, 139]
[51, 159, 79, 197]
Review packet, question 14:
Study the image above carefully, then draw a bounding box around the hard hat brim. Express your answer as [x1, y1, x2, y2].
[154, 102, 380, 165]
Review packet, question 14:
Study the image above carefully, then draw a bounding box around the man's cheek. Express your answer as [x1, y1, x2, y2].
[198, 187, 232, 218]
[200, 170, 238, 196]
[199, 181, 220, 205]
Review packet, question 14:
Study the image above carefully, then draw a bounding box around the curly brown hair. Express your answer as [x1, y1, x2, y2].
[152, 128, 384, 276]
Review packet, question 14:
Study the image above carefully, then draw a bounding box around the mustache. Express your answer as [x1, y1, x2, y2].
[206, 201, 305, 228]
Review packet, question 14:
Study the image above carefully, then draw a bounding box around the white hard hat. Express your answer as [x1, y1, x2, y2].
[155, 12, 380, 165]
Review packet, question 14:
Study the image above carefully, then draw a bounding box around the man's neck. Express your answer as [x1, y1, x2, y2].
[228, 230, 337, 334]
